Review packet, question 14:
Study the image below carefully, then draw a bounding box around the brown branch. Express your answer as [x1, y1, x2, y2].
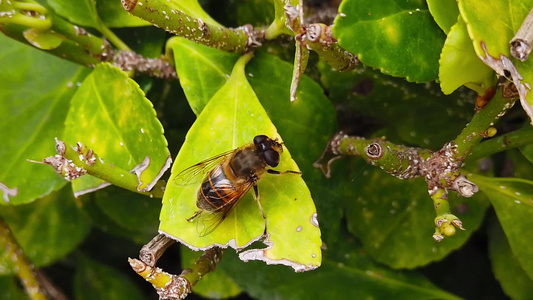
[112, 51, 177, 80]
[130, 246, 224, 299]
[139, 234, 175, 267]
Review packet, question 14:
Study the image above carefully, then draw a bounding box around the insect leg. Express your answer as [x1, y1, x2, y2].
[253, 184, 268, 234]
[186, 210, 202, 222]
[267, 169, 302, 175]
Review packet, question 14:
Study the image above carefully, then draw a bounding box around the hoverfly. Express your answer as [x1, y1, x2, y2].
[174, 135, 301, 236]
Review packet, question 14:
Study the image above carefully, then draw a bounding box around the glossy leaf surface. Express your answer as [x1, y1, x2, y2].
[63, 63, 171, 193]
[0, 185, 91, 275]
[426, 0, 459, 34]
[74, 255, 144, 300]
[0, 35, 86, 205]
[169, 37, 240, 115]
[160, 54, 322, 271]
[333, 0, 446, 82]
[439, 18, 494, 94]
[47, 0, 99, 28]
[470, 174, 533, 280]
[345, 161, 489, 269]
[489, 219, 533, 298]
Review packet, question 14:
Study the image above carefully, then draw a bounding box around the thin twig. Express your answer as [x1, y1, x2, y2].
[0, 216, 47, 300]
[140, 234, 176, 267]
[130, 247, 224, 299]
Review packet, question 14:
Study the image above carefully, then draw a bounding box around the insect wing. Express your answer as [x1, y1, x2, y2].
[195, 182, 253, 236]
[173, 149, 235, 186]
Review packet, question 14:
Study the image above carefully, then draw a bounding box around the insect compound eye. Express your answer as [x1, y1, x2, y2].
[263, 149, 280, 167]
[254, 135, 268, 146]
[254, 135, 271, 152]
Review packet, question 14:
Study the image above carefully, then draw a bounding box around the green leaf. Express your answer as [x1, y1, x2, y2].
[333, 0, 446, 82]
[265, 0, 298, 39]
[219, 238, 461, 299]
[169, 36, 240, 115]
[181, 246, 241, 298]
[439, 17, 494, 95]
[0, 185, 91, 275]
[489, 218, 533, 299]
[0, 35, 87, 205]
[0, 276, 28, 300]
[345, 161, 489, 269]
[95, 0, 150, 27]
[508, 149, 533, 181]
[74, 255, 144, 300]
[160, 54, 322, 271]
[22, 28, 65, 50]
[223, 0, 274, 27]
[426, 0, 459, 34]
[469, 174, 533, 280]
[458, 0, 533, 59]
[170, 37, 338, 246]
[47, 0, 99, 28]
[459, 0, 533, 123]
[63, 63, 171, 193]
[246, 52, 341, 245]
[520, 144, 533, 165]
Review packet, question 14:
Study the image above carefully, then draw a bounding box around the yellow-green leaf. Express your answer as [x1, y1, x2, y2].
[159, 54, 322, 271]
[63, 63, 171, 193]
[439, 17, 494, 94]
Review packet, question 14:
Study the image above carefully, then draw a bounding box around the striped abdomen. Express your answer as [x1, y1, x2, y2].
[197, 163, 241, 211]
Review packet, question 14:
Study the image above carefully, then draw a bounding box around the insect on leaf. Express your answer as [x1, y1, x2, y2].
[159, 53, 322, 272]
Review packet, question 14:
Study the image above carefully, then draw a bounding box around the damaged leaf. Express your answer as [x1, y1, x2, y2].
[63, 63, 171, 193]
[171, 36, 337, 248]
[159, 54, 322, 271]
[459, 0, 533, 124]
